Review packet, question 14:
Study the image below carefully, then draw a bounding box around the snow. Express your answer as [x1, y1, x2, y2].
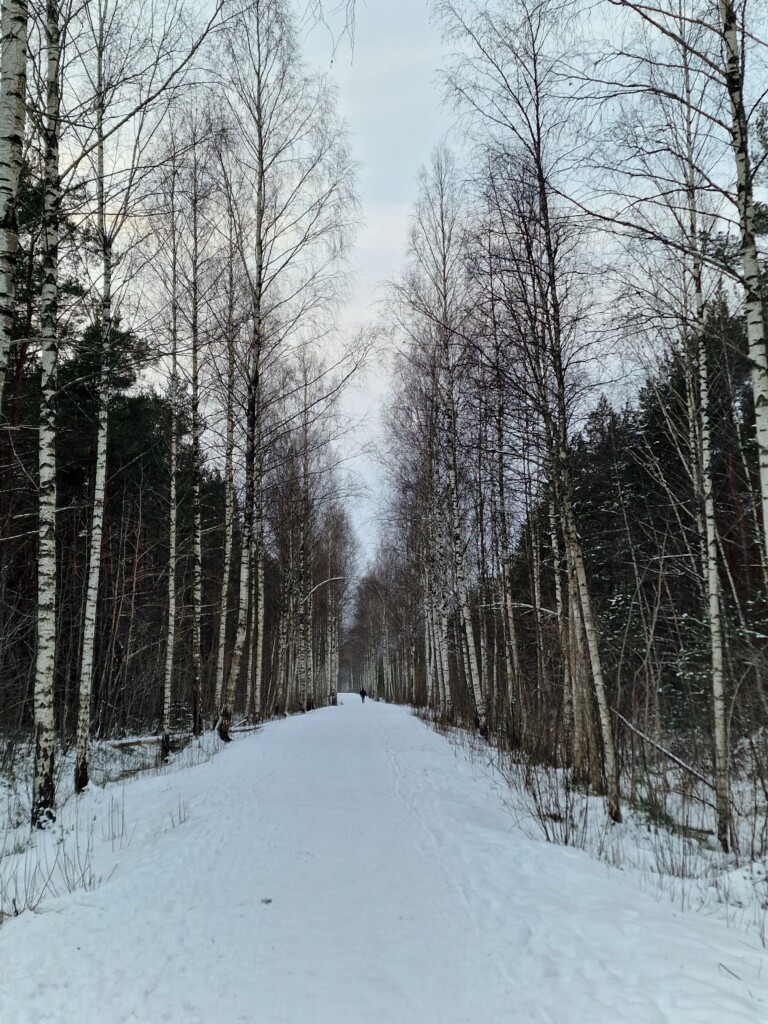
[1, 700, 767, 1023]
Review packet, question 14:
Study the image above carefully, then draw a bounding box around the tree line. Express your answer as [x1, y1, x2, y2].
[0, 0, 362, 826]
[343, 0, 768, 855]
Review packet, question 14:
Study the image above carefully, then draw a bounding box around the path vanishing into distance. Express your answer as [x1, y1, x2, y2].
[1, 701, 767, 1023]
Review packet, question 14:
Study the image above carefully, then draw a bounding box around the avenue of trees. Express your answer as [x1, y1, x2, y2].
[343, 0, 768, 855]
[3, 0, 768, 866]
[0, 0, 361, 826]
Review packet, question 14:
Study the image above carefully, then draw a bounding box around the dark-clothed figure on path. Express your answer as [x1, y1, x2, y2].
[359, 688, 367, 703]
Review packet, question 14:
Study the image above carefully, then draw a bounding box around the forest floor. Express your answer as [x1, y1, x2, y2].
[1, 700, 767, 1023]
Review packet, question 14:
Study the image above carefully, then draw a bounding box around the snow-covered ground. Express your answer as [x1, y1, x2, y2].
[1, 700, 767, 1023]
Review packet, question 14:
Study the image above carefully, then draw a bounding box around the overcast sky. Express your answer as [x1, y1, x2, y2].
[307, 2, 456, 562]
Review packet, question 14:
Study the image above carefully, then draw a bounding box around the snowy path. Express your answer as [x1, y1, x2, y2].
[1, 701, 767, 1023]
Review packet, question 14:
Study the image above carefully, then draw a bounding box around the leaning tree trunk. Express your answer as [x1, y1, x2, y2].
[0, 0, 28, 407]
[75, 15, 112, 793]
[563, 492, 621, 822]
[75, 345, 109, 792]
[32, 0, 59, 827]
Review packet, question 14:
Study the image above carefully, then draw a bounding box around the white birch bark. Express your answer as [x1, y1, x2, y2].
[75, 33, 110, 791]
[432, 521, 452, 716]
[423, 570, 435, 707]
[409, 636, 417, 705]
[32, 0, 59, 827]
[718, 0, 768, 557]
[213, 238, 236, 713]
[219, 371, 255, 738]
[162, 204, 179, 762]
[332, 599, 340, 705]
[698, 327, 730, 850]
[190, 144, 203, 735]
[220, 12, 267, 732]
[447, 398, 486, 733]
[326, 587, 333, 706]
[298, 520, 309, 711]
[276, 585, 288, 713]
[564, 499, 621, 821]
[567, 563, 593, 786]
[0, 0, 28, 406]
[252, 510, 265, 719]
[548, 494, 574, 759]
[221, 506, 251, 737]
[681, 58, 731, 848]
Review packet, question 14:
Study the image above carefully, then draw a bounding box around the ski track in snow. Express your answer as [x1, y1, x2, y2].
[1, 700, 766, 1023]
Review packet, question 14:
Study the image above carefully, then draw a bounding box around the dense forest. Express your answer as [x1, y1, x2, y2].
[1, 0, 768, 867]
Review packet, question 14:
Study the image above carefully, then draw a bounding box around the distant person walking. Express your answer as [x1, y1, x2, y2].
[359, 688, 367, 703]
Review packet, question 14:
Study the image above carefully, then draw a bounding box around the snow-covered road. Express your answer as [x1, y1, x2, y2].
[1, 700, 766, 1023]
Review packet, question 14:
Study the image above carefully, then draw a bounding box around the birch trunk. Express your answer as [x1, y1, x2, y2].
[219, 380, 255, 740]
[221, 36, 266, 731]
[433, 523, 452, 716]
[0, 0, 28, 406]
[538, 139, 620, 817]
[298, 520, 308, 711]
[275, 586, 288, 715]
[699, 328, 730, 851]
[409, 637, 417, 705]
[252, 510, 265, 719]
[549, 494, 573, 761]
[75, 339, 109, 791]
[719, 0, 768, 556]
[564, 498, 621, 821]
[423, 571, 435, 707]
[32, 0, 59, 826]
[190, 147, 203, 735]
[75, 36, 110, 790]
[244, 540, 256, 715]
[333, 601, 340, 705]
[213, 241, 236, 713]
[496, 403, 522, 735]
[161, 228, 179, 762]
[326, 588, 333, 706]
[682, 60, 731, 848]
[447, 396, 486, 733]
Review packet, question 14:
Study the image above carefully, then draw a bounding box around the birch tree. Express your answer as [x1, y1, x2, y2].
[31, 0, 60, 827]
[216, 0, 355, 739]
[72, 0, 237, 790]
[0, 0, 28, 407]
[439, 0, 622, 818]
[595, 0, 768, 560]
[593, 4, 734, 846]
[74, 0, 168, 791]
[394, 147, 487, 731]
[160, 156, 180, 762]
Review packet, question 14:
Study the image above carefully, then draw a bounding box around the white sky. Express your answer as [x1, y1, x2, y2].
[306, 2, 456, 562]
